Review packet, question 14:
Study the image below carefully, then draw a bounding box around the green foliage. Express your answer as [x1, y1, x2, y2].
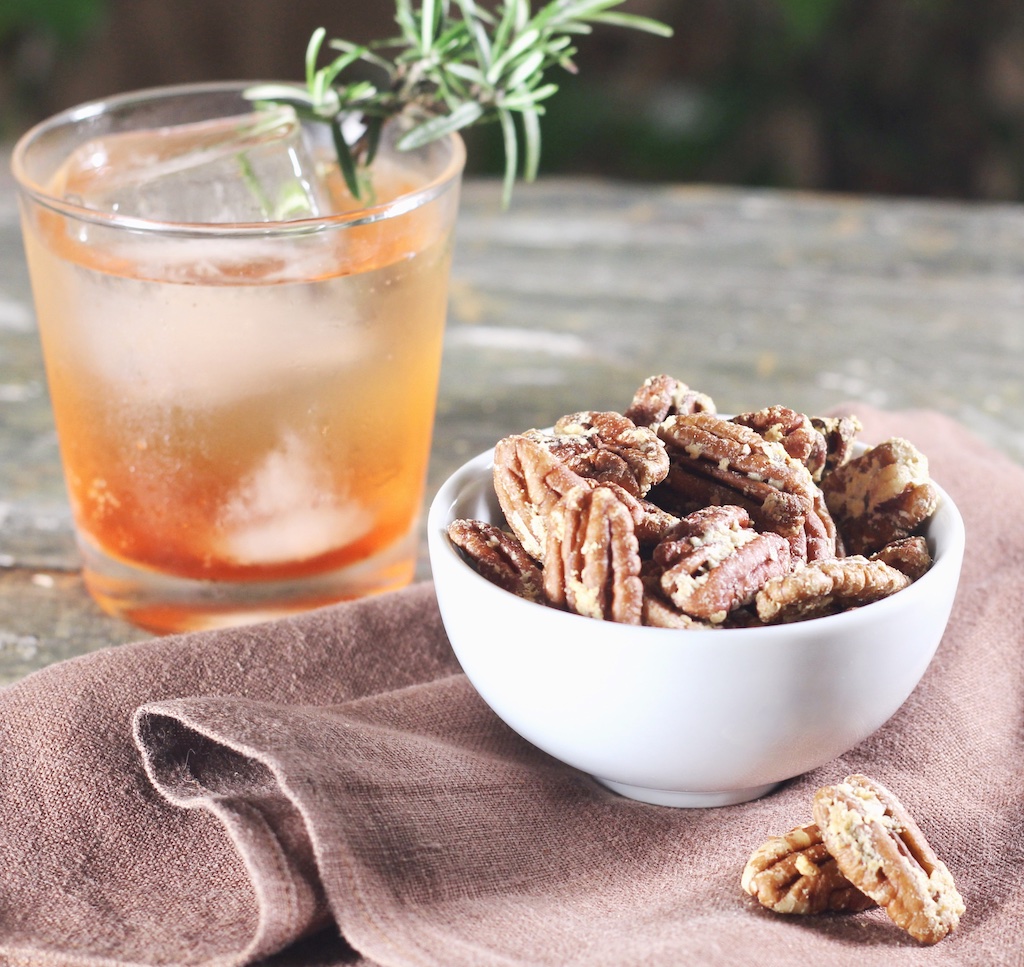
[246, 0, 672, 206]
[774, 0, 841, 48]
[0, 0, 107, 46]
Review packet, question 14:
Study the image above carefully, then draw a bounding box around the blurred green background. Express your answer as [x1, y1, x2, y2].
[3, 0, 1023, 201]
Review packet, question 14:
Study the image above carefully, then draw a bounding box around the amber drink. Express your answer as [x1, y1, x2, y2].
[12, 83, 464, 633]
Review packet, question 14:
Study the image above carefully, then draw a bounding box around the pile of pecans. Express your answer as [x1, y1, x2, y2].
[743, 774, 965, 944]
[448, 375, 940, 628]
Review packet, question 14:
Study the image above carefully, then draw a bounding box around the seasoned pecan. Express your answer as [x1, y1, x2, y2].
[633, 498, 682, 547]
[544, 485, 644, 624]
[447, 519, 545, 602]
[721, 606, 767, 628]
[871, 536, 933, 581]
[484, 386, 932, 628]
[652, 505, 792, 624]
[732, 406, 829, 482]
[742, 822, 876, 915]
[822, 438, 940, 556]
[650, 461, 752, 517]
[492, 432, 589, 560]
[755, 556, 911, 623]
[623, 374, 716, 428]
[640, 575, 714, 629]
[660, 503, 752, 543]
[657, 413, 839, 562]
[811, 414, 863, 477]
[760, 489, 818, 559]
[653, 458, 810, 561]
[552, 410, 670, 497]
[812, 775, 965, 944]
[649, 467, 810, 560]
[518, 427, 641, 498]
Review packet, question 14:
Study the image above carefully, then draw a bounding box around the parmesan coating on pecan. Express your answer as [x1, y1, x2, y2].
[811, 414, 863, 477]
[755, 556, 911, 623]
[493, 432, 589, 560]
[742, 822, 876, 915]
[544, 485, 644, 624]
[640, 589, 714, 629]
[821, 438, 940, 556]
[623, 374, 716, 428]
[633, 498, 682, 547]
[732, 406, 829, 482]
[871, 536, 933, 581]
[812, 775, 965, 944]
[657, 413, 839, 562]
[653, 506, 792, 624]
[447, 519, 545, 603]
[552, 410, 670, 497]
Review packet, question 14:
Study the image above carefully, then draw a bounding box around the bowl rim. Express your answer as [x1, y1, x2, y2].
[427, 441, 966, 642]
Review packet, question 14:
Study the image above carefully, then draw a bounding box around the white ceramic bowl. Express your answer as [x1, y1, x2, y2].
[427, 446, 965, 808]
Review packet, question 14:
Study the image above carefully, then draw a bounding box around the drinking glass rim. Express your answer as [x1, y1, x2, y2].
[10, 80, 467, 239]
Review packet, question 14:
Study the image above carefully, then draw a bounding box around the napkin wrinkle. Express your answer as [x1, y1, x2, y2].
[132, 713, 333, 965]
[132, 676, 669, 967]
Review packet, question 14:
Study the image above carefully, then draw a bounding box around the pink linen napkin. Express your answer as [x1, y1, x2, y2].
[0, 406, 1021, 967]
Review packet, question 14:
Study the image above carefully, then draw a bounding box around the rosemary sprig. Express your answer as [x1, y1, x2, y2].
[245, 0, 672, 206]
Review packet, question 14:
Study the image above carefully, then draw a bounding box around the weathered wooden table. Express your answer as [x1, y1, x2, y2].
[3, 158, 1023, 685]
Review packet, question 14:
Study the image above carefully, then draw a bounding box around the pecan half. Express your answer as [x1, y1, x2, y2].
[544, 485, 644, 624]
[821, 438, 940, 556]
[552, 410, 670, 497]
[633, 498, 682, 547]
[657, 413, 839, 562]
[871, 536, 933, 581]
[732, 406, 829, 482]
[649, 467, 809, 561]
[652, 505, 792, 624]
[493, 432, 589, 560]
[447, 519, 545, 603]
[742, 822, 876, 915]
[812, 774, 965, 944]
[640, 574, 714, 629]
[755, 556, 912, 623]
[811, 414, 863, 477]
[623, 374, 716, 427]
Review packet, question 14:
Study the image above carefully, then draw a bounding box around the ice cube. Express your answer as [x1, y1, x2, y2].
[217, 433, 372, 565]
[43, 230, 377, 408]
[55, 107, 331, 223]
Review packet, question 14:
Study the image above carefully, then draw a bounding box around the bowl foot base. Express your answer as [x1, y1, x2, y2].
[594, 777, 780, 808]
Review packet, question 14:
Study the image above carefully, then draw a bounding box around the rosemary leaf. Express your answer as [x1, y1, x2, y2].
[444, 62, 487, 85]
[420, 0, 439, 52]
[486, 27, 541, 84]
[497, 82, 558, 109]
[305, 28, 327, 88]
[589, 11, 676, 36]
[464, 10, 494, 66]
[331, 119, 361, 199]
[244, 0, 673, 206]
[503, 48, 547, 91]
[398, 100, 486, 150]
[364, 115, 385, 166]
[395, 0, 418, 40]
[520, 104, 542, 183]
[498, 107, 519, 209]
[332, 39, 395, 74]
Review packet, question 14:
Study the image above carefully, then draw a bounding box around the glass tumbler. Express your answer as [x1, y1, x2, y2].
[12, 82, 465, 634]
